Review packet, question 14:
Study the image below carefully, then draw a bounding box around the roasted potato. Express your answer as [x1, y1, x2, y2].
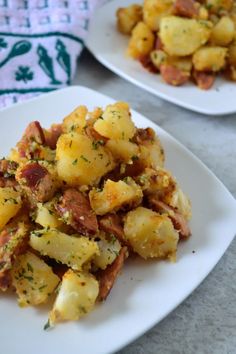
[127, 21, 155, 58]
[117, 4, 143, 35]
[193, 46, 228, 71]
[62, 105, 87, 134]
[211, 16, 235, 46]
[143, 0, 174, 31]
[93, 233, 121, 270]
[0, 187, 22, 229]
[106, 139, 139, 163]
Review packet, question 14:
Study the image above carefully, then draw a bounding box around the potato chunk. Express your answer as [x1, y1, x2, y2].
[56, 132, 114, 186]
[210, 17, 235, 46]
[127, 21, 155, 59]
[35, 200, 62, 228]
[89, 178, 143, 215]
[106, 139, 139, 163]
[0, 187, 22, 229]
[62, 105, 87, 133]
[205, 0, 233, 13]
[193, 46, 227, 72]
[159, 16, 212, 56]
[124, 207, 179, 260]
[29, 229, 99, 270]
[143, 0, 173, 31]
[94, 102, 136, 140]
[49, 270, 99, 325]
[11, 252, 60, 306]
[116, 4, 143, 35]
[93, 234, 121, 270]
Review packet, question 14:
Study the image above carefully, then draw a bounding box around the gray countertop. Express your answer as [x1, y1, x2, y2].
[74, 49, 236, 354]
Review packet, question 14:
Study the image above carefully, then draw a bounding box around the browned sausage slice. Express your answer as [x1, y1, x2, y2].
[17, 121, 45, 158]
[160, 65, 189, 86]
[45, 124, 63, 150]
[139, 55, 158, 73]
[99, 214, 128, 246]
[98, 246, 128, 301]
[148, 197, 191, 239]
[193, 71, 215, 90]
[173, 0, 198, 18]
[16, 163, 56, 203]
[55, 188, 98, 235]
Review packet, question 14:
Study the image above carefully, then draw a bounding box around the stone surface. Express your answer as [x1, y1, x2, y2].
[74, 49, 236, 354]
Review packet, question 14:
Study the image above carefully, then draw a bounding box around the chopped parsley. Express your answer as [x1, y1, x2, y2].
[72, 158, 78, 165]
[80, 155, 90, 163]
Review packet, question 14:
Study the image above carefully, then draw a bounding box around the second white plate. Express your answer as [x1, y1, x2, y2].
[86, 0, 236, 115]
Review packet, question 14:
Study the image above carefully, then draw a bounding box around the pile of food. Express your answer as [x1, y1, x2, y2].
[116, 0, 236, 89]
[0, 101, 191, 328]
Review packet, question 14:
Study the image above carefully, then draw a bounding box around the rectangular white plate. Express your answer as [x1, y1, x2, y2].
[0, 86, 236, 354]
[86, 0, 236, 116]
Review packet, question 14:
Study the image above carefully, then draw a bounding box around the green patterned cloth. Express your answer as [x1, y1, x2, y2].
[0, 0, 99, 106]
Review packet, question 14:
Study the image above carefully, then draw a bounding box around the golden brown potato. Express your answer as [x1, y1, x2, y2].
[93, 233, 121, 270]
[205, 0, 233, 13]
[56, 132, 114, 186]
[35, 199, 62, 229]
[89, 178, 143, 215]
[94, 102, 136, 140]
[62, 105, 87, 134]
[116, 4, 143, 35]
[0, 187, 22, 229]
[106, 139, 139, 163]
[124, 207, 179, 260]
[127, 21, 155, 59]
[211, 17, 235, 46]
[150, 50, 168, 69]
[159, 16, 212, 56]
[11, 252, 60, 307]
[193, 46, 228, 71]
[143, 0, 174, 31]
[49, 270, 99, 325]
[29, 229, 99, 270]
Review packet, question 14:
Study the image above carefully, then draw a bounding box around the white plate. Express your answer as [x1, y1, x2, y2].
[86, 0, 236, 116]
[0, 86, 236, 354]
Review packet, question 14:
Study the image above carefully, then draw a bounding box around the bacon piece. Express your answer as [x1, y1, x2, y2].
[99, 214, 128, 246]
[0, 223, 29, 291]
[148, 197, 191, 239]
[55, 188, 98, 236]
[160, 64, 189, 86]
[16, 163, 56, 202]
[139, 55, 158, 73]
[173, 0, 198, 18]
[98, 247, 128, 301]
[17, 121, 45, 158]
[45, 124, 63, 150]
[193, 71, 215, 90]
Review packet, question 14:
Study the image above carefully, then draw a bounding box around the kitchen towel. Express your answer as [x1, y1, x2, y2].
[0, 0, 99, 106]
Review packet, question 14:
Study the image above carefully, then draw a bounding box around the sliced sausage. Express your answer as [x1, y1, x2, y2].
[0, 159, 18, 176]
[45, 124, 63, 150]
[133, 127, 155, 144]
[139, 55, 158, 73]
[97, 246, 128, 301]
[155, 36, 164, 50]
[16, 163, 56, 202]
[55, 188, 98, 236]
[160, 65, 189, 86]
[193, 71, 215, 90]
[173, 0, 198, 18]
[17, 121, 45, 158]
[148, 197, 191, 239]
[99, 214, 128, 246]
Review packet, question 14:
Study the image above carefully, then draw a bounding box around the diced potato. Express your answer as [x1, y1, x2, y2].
[167, 56, 193, 72]
[127, 21, 155, 59]
[143, 0, 173, 31]
[0, 187, 22, 229]
[93, 234, 121, 270]
[150, 50, 168, 69]
[136, 167, 176, 196]
[166, 186, 192, 220]
[8, 148, 26, 165]
[89, 178, 143, 215]
[29, 229, 99, 270]
[49, 270, 99, 325]
[205, 0, 233, 13]
[198, 6, 208, 20]
[106, 139, 139, 163]
[116, 4, 143, 35]
[11, 252, 60, 307]
[37, 146, 56, 162]
[62, 105, 87, 133]
[228, 42, 236, 67]
[94, 102, 136, 140]
[56, 132, 114, 186]
[35, 200, 62, 228]
[211, 17, 235, 46]
[193, 46, 228, 71]
[139, 140, 164, 169]
[159, 16, 212, 56]
[124, 207, 179, 260]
